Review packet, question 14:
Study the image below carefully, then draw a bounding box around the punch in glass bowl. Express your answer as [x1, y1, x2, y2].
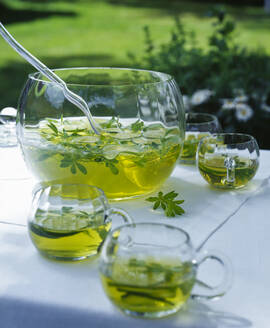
[17, 68, 185, 200]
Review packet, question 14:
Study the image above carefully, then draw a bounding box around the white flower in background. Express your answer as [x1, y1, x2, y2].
[182, 95, 190, 111]
[234, 95, 248, 103]
[235, 103, 253, 122]
[261, 103, 270, 113]
[190, 89, 213, 106]
[233, 88, 248, 103]
[220, 98, 235, 110]
[45, 83, 65, 109]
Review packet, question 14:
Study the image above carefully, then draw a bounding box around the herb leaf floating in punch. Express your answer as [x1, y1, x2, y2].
[146, 191, 185, 217]
[131, 119, 144, 133]
[33, 116, 181, 203]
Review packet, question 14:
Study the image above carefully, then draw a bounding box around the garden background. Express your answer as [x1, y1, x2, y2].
[1, 0, 270, 148]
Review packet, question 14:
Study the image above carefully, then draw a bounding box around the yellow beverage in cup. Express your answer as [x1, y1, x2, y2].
[100, 257, 195, 315]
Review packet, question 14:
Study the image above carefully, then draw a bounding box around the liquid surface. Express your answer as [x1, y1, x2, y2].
[22, 117, 181, 199]
[100, 257, 195, 317]
[198, 155, 259, 189]
[29, 208, 111, 260]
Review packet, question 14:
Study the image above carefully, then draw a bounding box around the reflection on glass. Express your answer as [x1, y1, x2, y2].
[180, 113, 220, 165]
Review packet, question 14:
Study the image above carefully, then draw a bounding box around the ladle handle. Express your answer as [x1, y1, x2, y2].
[0, 22, 64, 85]
[0, 22, 100, 135]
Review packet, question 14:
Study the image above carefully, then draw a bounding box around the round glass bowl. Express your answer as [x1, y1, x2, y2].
[17, 67, 185, 200]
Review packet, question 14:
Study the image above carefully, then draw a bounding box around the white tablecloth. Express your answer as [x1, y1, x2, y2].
[0, 148, 269, 327]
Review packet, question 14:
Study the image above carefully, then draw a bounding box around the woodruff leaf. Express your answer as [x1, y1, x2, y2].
[70, 164, 76, 174]
[60, 161, 71, 168]
[76, 162, 87, 175]
[146, 196, 158, 202]
[47, 122, 59, 135]
[109, 163, 119, 175]
[153, 201, 160, 209]
[131, 119, 144, 132]
[146, 190, 185, 218]
[164, 191, 178, 199]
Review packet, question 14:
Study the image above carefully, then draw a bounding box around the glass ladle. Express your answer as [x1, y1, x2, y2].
[0, 22, 100, 134]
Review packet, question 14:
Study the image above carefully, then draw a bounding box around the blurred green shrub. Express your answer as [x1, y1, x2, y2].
[192, 0, 263, 6]
[128, 7, 270, 148]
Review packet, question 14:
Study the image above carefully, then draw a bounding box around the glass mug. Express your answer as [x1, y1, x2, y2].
[197, 133, 260, 189]
[179, 113, 220, 165]
[99, 223, 232, 318]
[28, 184, 133, 261]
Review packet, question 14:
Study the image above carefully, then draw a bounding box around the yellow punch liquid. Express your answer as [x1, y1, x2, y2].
[29, 209, 111, 260]
[23, 118, 181, 199]
[198, 155, 258, 189]
[100, 257, 196, 317]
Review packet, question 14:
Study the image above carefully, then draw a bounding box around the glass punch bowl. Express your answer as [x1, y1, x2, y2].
[17, 68, 185, 200]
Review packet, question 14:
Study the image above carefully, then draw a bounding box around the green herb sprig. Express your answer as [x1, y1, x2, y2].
[43, 121, 120, 175]
[38, 118, 178, 177]
[100, 116, 122, 129]
[146, 191, 185, 217]
[131, 119, 144, 132]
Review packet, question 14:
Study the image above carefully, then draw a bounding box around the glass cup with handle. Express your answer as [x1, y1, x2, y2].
[28, 183, 133, 261]
[179, 113, 220, 165]
[197, 133, 260, 189]
[99, 222, 232, 319]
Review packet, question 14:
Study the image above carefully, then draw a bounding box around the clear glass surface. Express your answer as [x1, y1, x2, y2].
[179, 113, 220, 165]
[99, 222, 232, 318]
[28, 183, 132, 261]
[0, 107, 18, 147]
[197, 133, 260, 189]
[17, 68, 185, 200]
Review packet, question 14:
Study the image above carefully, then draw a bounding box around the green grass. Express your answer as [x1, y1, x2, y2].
[0, 0, 270, 107]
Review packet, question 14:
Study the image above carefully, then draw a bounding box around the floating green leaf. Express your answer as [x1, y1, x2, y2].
[47, 122, 59, 135]
[131, 119, 144, 132]
[76, 162, 87, 175]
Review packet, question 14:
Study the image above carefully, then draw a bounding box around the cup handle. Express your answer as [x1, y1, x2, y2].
[191, 250, 233, 300]
[106, 207, 133, 225]
[224, 156, 236, 184]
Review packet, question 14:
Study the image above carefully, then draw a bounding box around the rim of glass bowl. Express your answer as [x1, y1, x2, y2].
[186, 113, 218, 126]
[28, 67, 174, 88]
[104, 222, 191, 249]
[201, 133, 257, 147]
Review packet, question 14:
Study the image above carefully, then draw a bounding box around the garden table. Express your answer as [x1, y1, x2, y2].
[0, 146, 269, 328]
